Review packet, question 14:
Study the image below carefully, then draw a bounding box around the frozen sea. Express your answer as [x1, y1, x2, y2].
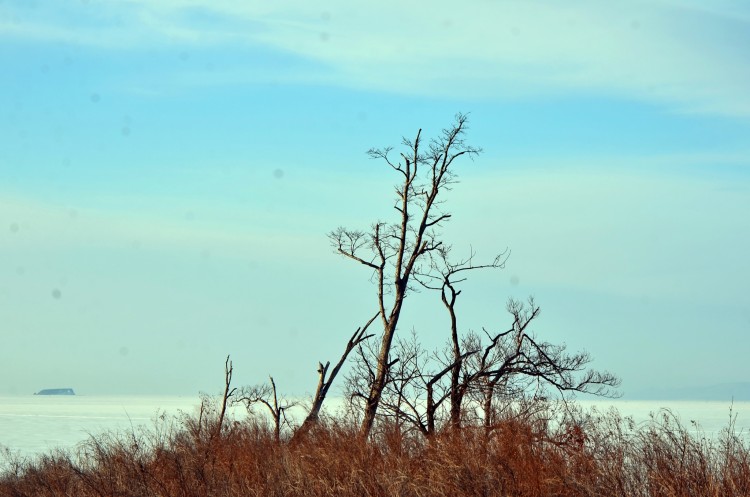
[0, 395, 205, 467]
[1, 395, 749, 472]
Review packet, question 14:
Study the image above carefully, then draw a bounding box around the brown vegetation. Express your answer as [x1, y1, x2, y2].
[2, 399, 749, 497]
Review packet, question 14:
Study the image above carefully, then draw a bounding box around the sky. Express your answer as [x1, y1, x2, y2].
[1, 0, 749, 398]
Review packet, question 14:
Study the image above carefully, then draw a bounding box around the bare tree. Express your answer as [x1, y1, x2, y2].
[423, 344, 478, 435]
[235, 376, 296, 442]
[415, 246, 508, 429]
[344, 296, 619, 437]
[363, 331, 427, 435]
[241, 114, 618, 442]
[346, 328, 479, 438]
[464, 298, 621, 429]
[330, 113, 480, 437]
[189, 356, 237, 446]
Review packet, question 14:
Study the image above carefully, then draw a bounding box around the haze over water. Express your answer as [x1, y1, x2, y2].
[2, 395, 749, 471]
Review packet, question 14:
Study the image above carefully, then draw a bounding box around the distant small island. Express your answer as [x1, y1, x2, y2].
[35, 388, 76, 396]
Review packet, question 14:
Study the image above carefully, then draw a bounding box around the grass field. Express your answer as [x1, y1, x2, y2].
[2, 398, 749, 497]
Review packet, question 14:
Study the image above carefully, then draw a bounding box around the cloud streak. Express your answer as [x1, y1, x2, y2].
[2, 0, 749, 116]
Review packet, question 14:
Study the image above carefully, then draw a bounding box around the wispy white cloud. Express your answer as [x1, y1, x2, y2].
[2, 0, 750, 114]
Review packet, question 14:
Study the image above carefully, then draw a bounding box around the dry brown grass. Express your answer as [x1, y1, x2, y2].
[2, 403, 748, 497]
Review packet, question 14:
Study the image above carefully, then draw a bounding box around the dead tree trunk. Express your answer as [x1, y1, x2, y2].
[415, 247, 507, 430]
[331, 114, 481, 438]
[236, 376, 295, 442]
[295, 314, 377, 438]
[215, 355, 236, 441]
[361, 298, 405, 436]
[443, 280, 462, 429]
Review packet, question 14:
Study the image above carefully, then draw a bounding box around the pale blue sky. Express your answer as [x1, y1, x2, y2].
[1, 0, 749, 397]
